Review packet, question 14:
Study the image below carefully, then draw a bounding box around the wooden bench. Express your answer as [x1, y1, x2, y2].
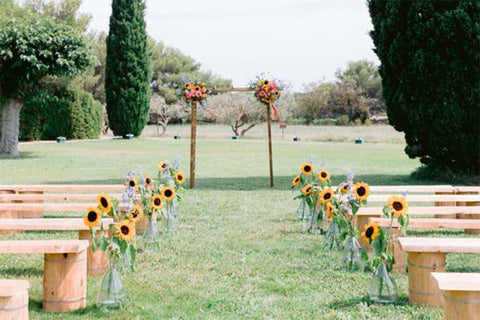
[398, 237, 480, 307]
[0, 279, 29, 320]
[0, 240, 89, 312]
[430, 272, 480, 320]
[0, 218, 113, 276]
[369, 218, 480, 273]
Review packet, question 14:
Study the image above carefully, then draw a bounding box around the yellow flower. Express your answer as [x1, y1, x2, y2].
[301, 163, 313, 175]
[174, 172, 186, 185]
[151, 194, 164, 210]
[317, 169, 331, 182]
[354, 182, 370, 201]
[97, 193, 112, 213]
[292, 175, 301, 187]
[361, 221, 379, 244]
[125, 176, 138, 189]
[83, 207, 101, 228]
[158, 161, 168, 172]
[340, 181, 353, 193]
[161, 186, 175, 202]
[388, 196, 408, 217]
[302, 184, 312, 195]
[144, 176, 153, 189]
[326, 202, 336, 219]
[116, 220, 135, 242]
[319, 188, 334, 203]
[184, 83, 191, 89]
[128, 205, 143, 223]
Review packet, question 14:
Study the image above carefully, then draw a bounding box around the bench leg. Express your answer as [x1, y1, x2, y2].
[434, 192, 456, 218]
[17, 190, 44, 219]
[456, 191, 480, 235]
[78, 230, 109, 276]
[407, 252, 446, 307]
[0, 190, 19, 236]
[43, 251, 87, 312]
[443, 290, 480, 320]
[0, 290, 29, 320]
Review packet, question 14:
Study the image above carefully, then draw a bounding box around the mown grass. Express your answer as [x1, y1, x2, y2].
[1, 133, 477, 319]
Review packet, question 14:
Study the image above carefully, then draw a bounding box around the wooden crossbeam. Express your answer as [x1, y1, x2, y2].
[210, 87, 253, 93]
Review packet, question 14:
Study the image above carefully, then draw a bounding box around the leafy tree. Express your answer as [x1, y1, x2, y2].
[295, 82, 336, 123]
[0, 17, 91, 157]
[368, 0, 480, 174]
[105, 0, 150, 137]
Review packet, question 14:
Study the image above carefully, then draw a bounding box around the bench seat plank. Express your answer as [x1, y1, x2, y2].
[0, 240, 89, 254]
[0, 218, 113, 231]
[370, 218, 480, 229]
[0, 184, 124, 192]
[0, 193, 123, 201]
[358, 206, 480, 216]
[0, 279, 29, 296]
[398, 237, 480, 253]
[431, 272, 480, 291]
[366, 194, 480, 203]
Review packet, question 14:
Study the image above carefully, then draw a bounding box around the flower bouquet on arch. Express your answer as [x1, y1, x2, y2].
[365, 194, 409, 304]
[249, 74, 283, 123]
[180, 81, 208, 108]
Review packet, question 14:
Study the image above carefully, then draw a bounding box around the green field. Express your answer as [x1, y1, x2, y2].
[1, 127, 478, 319]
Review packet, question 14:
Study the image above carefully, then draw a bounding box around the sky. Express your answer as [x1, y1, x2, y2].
[79, 0, 379, 92]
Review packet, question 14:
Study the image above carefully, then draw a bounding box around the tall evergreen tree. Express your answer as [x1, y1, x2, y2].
[106, 0, 150, 137]
[368, 1, 480, 174]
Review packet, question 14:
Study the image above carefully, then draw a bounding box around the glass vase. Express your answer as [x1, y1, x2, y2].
[97, 260, 125, 310]
[343, 235, 362, 271]
[163, 204, 178, 232]
[143, 215, 160, 251]
[296, 198, 309, 220]
[324, 220, 342, 250]
[368, 262, 398, 304]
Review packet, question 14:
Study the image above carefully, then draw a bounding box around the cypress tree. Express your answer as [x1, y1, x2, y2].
[105, 0, 150, 137]
[368, 1, 480, 174]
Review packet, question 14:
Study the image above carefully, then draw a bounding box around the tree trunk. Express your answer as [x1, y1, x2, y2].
[240, 123, 256, 137]
[0, 99, 22, 158]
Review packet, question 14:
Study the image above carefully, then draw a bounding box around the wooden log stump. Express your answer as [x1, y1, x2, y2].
[0, 190, 18, 235]
[135, 214, 149, 235]
[390, 228, 406, 274]
[78, 230, 109, 276]
[407, 252, 446, 307]
[456, 191, 480, 235]
[43, 251, 87, 312]
[16, 190, 44, 219]
[0, 279, 29, 320]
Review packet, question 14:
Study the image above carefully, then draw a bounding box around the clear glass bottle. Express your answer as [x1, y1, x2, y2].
[369, 262, 398, 304]
[296, 198, 309, 220]
[143, 214, 160, 251]
[324, 220, 341, 250]
[343, 235, 362, 271]
[97, 256, 126, 310]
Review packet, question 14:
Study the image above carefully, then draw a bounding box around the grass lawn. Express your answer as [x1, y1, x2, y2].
[1, 129, 478, 319]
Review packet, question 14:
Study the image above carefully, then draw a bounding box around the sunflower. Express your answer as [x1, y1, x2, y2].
[151, 194, 164, 210]
[317, 169, 331, 182]
[361, 221, 379, 244]
[83, 207, 101, 228]
[301, 163, 314, 176]
[116, 220, 135, 242]
[326, 202, 336, 219]
[144, 176, 153, 189]
[174, 172, 186, 185]
[97, 193, 112, 213]
[292, 175, 301, 187]
[125, 176, 138, 189]
[301, 184, 312, 196]
[128, 205, 143, 223]
[184, 83, 191, 89]
[158, 161, 167, 172]
[264, 80, 269, 85]
[340, 181, 353, 193]
[354, 182, 370, 201]
[319, 188, 334, 203]
[161, 186, 175, 202]
[388, 196, 408, 217]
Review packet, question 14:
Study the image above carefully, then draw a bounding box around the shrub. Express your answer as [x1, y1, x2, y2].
[335, 115, 350, 126]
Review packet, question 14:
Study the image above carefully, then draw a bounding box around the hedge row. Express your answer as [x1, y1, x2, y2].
[20, 86, 103, 141]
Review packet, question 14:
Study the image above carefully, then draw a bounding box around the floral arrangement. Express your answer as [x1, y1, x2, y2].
[180, 81, 207, 107]
[249, 75, 283, 106]
[364, 195, 409, 304]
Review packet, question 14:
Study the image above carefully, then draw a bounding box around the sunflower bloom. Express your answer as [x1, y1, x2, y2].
[161, 186, 175, 202]
[174, 172, 186, 185]
[319, 188, 334, 203]
[318, 169, 331, 182]
[301, 163, 314, 176]
[302, 184, 312, 196]
[361, 221, 379, 244]
[388, 196, 408, 217]
[151, 194, 164, 210]
[144, 176, 153, 189]
[97, 193, 112, 213]
[326, 202, 336, 219]
[116, 220, 135, 242]
[158, 161, 168, 172]
[83, 207, 101, 228]
[128, 205, 143, 223]
[340, 181, 353, 193]
[292, 175, 301, 187]
[354, 182, 370, 201]
[125, 176, 138, 189]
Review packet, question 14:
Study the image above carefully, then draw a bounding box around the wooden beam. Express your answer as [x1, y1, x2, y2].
[210, 87, 253, 93]
[189, 102, 197, 189]
[267, 103, 274, 187]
